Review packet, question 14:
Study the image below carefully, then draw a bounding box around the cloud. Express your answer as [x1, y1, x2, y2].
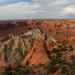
[0, 2, 37, 14]
[61, 5, 75, 18]
[0, 0, 75, 19]
[0, 0, 30, 5]
[63, 5, 75, 14]
[4, 2, 40, 9]
[0, 1, 42, 19]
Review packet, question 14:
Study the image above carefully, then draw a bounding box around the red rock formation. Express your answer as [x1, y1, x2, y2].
[0, 20, 75, 69]
[21, 39, 50, 66]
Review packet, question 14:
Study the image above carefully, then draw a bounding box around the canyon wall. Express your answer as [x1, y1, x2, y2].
[0, 19, 75, 45]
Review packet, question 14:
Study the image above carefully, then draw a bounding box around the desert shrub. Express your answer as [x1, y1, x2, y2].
[4, 66, 33, 75]
[46, 44, 74, 75]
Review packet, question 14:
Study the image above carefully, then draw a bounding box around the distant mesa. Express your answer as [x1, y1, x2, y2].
[0, 22, 16, 30]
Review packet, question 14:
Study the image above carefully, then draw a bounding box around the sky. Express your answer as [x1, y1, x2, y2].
[0, 0, 75, 20]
